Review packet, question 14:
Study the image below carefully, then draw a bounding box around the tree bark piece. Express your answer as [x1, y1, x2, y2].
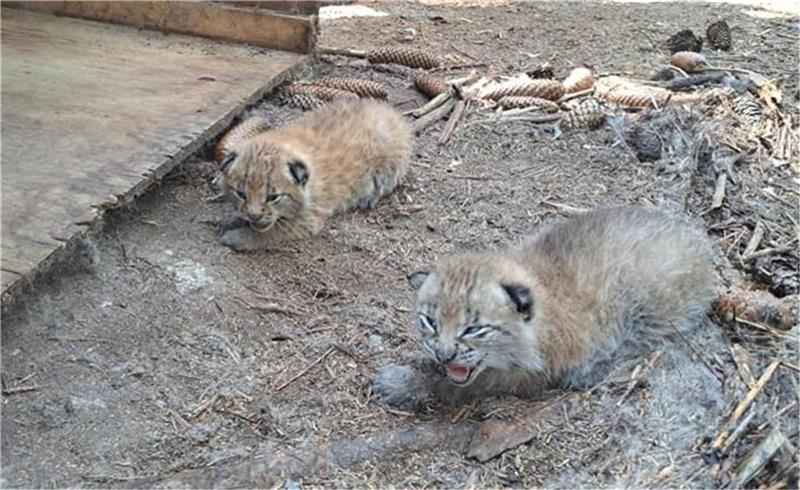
[467, 395, 573, 462]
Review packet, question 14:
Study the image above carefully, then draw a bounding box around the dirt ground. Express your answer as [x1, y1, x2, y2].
[2, 1, 798, 488]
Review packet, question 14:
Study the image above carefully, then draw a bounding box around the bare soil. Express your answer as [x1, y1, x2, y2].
[2, 1, 798, 488]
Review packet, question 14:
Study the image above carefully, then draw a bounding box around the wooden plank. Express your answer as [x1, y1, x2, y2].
[222, 1, 323, 16]
[1, 8, 308, 300]
[5, 1, 317, 54]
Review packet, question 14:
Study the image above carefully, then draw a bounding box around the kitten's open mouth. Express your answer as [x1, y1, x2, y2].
[249, 221, 273, 231]
[444, 364, 473, 385]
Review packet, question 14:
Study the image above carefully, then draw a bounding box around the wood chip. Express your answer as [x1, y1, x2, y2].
[711, 173, 727, 209]
[467, 395, 573, 462]
[730, 344, 757, 389]
[732, 425, 789, 488]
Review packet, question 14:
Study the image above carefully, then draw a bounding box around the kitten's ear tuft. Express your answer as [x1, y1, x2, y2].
[219, 152, 237, 173]
[407, 267, 432, 290]
[501, 283, 533, 321]
[288, 160, 309, 186]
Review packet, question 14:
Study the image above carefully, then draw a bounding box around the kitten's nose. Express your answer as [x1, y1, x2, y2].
[246, 212, 261, 222]
[435, 347, 455, 364]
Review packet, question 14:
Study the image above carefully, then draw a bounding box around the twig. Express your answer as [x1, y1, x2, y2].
[439, 99, 468, 144]
[617, 351, 662, 406]
[412, 98, 456, 134]
[756, 401, 797, 433]
[273, 346, 336, 392]
[744, 246, 793, 261]
[317, 46, 368, 59]
[410, 91, 451, 118]
[557, 88, 594, 103]
[742, 221, 766, 260]
[729, 360, 780, 425]
[541, 200, 588, 214]
[186, 395, 219, 420]
[2, 384, 40, 395]
[720, 407, 759, 454]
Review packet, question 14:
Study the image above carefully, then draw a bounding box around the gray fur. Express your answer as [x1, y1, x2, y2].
[373, 206, 718, 407]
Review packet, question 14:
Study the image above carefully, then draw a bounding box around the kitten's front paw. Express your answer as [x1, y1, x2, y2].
[372, 364, 424, 409]
[221, 228, 263, 252]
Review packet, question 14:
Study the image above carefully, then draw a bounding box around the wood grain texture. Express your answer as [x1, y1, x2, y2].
[6, 1, 318, 53]
[1, 8, 307, 298]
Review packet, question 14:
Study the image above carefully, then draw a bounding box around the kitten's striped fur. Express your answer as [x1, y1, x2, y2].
[219, 99, 412, 251]
[373, 206, 717, 407]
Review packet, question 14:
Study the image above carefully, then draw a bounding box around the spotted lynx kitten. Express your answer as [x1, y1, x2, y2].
[218, 99, 412, 251]
[373, 206, 717, 408]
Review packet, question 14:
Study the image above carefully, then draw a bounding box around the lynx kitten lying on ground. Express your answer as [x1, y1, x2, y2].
[218, 99, 412, 251]
[373, 206, 717, 408]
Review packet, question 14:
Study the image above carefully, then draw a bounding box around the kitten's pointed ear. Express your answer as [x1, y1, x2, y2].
[501, 283, 533, 321]
[219, 151, 237, 173]
[407, 267, 432, 290]
[288, 160, 309, 186]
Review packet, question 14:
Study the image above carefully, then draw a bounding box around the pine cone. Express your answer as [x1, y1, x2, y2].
[214, 116, 270, 163]
[282, 93, 327, 112]
[665, 29, 703, 53]
[412, 72, 449, 98]
[309, 77, 388, 99]
[731, 95, 762, 123]
[564, 98, 606, 129]
[603, 86, 672, 108]
[562, 67, 596, 93]
[483, 78, 565, 101]
[670, 51, 708, 73]
[496, 95, 559, 112]
[280, 84, 360, 102]
[707, 20, 732, 51]
[367, 47, 442, 69]
[714, 289, 795, 331]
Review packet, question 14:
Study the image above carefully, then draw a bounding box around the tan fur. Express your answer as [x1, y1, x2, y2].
[373, 206, 718, 407]
[219, 99, 412, 251]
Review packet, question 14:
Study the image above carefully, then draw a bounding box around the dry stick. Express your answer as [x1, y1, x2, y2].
[617, 351, 662, 406]
[744, 246, 794, 261]
[557, 87, 595, 103]
[273, 346, 336, 392]
[732, 425, 790, 488]
[316, 46, 368, 59]
[713, 360, 781, 449]
[541, 200, 588, 214]
[756, 401, 798, 433]
[439, 99, 468, 144]
[410, 91, 451, 117]
[2, 384, 40, 395]
[412, 98, 457, 134]
[729, 360, 780, 424]
[720, 407, 759, 454]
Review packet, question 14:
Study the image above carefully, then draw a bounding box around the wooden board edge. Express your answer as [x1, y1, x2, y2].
[0, 55, 312, 313]
[3, 1, 318, 54]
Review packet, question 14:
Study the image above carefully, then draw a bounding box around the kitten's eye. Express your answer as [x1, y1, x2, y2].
[419, 314, 437, 333]
[265, 193, 283, 203]
[235, 189, 247, 200]
[461, 325, 492, 339]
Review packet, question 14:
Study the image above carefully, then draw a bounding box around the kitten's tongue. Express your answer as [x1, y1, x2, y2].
[444, 365, 471, 384]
